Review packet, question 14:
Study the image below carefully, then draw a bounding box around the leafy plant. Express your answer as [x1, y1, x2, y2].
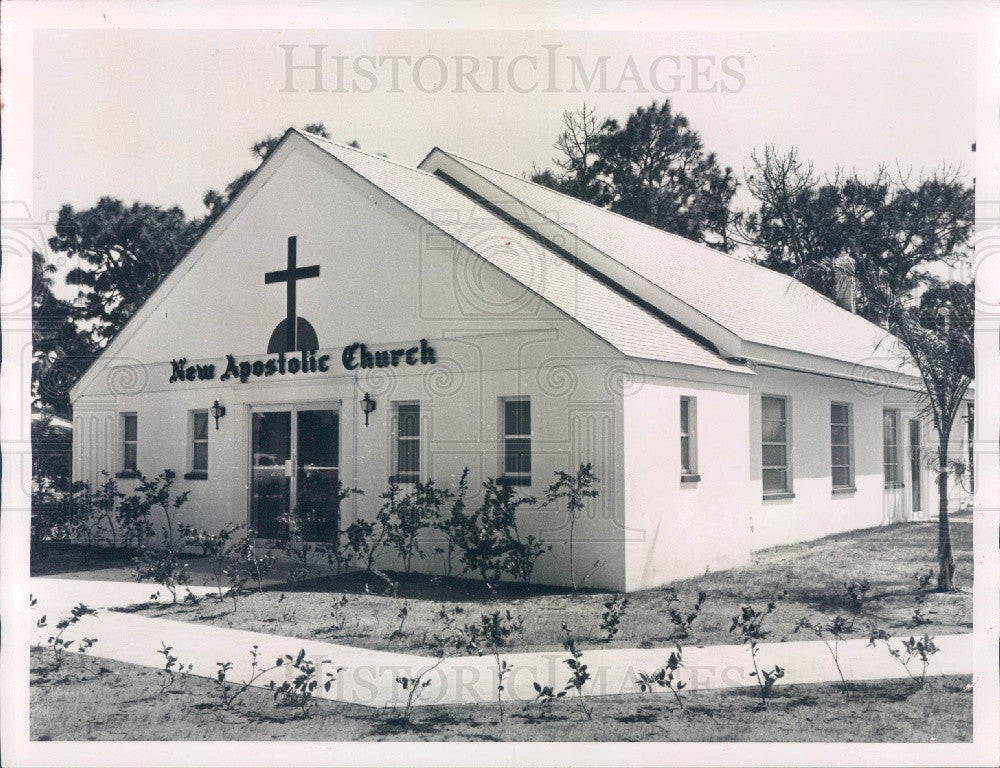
[213, 645, 278, 710]
[453, 477, 548, 589]
[134, 546, 191, 604]
[531, 681, 567, 712]
[667, 590, 708, 640]
[276, 592, 297, 624]
[461, 610, 525, 723]
[229, 528, 274, 594]
[272, 649, 342, 718]
[327, 594, 352, 634]
[156, 642, 193, 696]
[435, 467, 470, 577]
[560, 623, 592, 720]
[636, 644, 687, 709]
[599, 595, 628, 641]
[385, 479, 451, 573]
[729, 594, 786, 707]
[911, 569, 934, 627]
[43, 603, 99, 671]
[388, 602, 410, 640]
[868, 629, 939, 688]
[543, 463, 599, 590]
[179, 521, 241, 600]
[795, 614, 852, 696]
[844, 578, 871, 622]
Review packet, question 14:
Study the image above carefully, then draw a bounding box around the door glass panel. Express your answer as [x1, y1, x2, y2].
[251, 411, 291, 538]
[297, 410, 340, 542]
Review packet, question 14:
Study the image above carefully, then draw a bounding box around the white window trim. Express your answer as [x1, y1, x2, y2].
[120, 412, 138, 475]
[187, 410, 209, 478]
[761, 394, 792, 498]
[680, 396, 699, 480]
[391, 401, 422, 486]
[883, 408, 903, 488]
[499, 396, 532, 486]
[830, 401, 854, 492]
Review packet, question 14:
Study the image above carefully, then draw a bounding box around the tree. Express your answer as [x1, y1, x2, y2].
[530, 103, 607, 203]
[864, 277, 973, 592]
[201, 123, 332, 225]
[48, 198, 201, 350]
[739, 147, 974, 325]
[531, 101, 738, 251]
[32, 251, 95, 416]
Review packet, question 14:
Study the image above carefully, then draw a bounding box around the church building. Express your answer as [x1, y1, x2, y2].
[69, 129, 973, 591]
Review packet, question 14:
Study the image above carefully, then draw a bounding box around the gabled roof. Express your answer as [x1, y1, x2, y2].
[421, 149, 914, 375]
[297, 131, 747, 375]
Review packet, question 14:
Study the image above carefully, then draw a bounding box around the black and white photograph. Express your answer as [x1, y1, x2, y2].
[1, 1, 998, 766]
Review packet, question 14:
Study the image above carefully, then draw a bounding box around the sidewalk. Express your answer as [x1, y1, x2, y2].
[27, 577, 972, 709]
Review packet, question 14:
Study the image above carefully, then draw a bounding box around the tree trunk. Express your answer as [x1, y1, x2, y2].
[936, 448, 956, 591]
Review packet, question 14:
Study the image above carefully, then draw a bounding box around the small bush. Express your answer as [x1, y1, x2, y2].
[600, 595, 628, 641]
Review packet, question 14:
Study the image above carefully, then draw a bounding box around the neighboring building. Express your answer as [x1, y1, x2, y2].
[69, 130, 973, 591]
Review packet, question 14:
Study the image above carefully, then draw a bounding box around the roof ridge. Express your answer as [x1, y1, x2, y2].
[296, 130, 445, 181]
[435, 147, 890, 324]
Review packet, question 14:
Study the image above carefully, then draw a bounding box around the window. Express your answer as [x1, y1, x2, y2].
[191, 411, 209, 473]
[394, 403, 420, 484]
[830, 403, 853, 489]
[502, 398, 531, 486]
[883, 409, 901, 486]
[680, 396, 698, 476]
[761, 396, 790, 494]
[121, 413, 138, 473]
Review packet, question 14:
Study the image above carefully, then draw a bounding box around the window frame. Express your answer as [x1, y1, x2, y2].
[500, 396, 532, 487]
[185, 410, 209, 480]
[830, 402, 854, 492]
[680, 396, 699, 479]
[883, 408, 902, 488]
[761, 394, 792, 497]
[391, 401, 422, 485]
[119, 412, 138, 477]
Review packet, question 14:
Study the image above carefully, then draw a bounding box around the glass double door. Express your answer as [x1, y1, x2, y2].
[251, 406, 340, 541]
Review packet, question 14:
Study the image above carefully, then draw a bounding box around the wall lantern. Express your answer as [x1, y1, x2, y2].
[209, 400, 226, 430]
[360, 392, 377, 427]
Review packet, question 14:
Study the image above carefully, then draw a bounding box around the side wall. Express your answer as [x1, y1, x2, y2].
[623, 371, 752, 591]
[747, 364, 971, 551]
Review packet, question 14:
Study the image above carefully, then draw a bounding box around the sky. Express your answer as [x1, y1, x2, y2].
[33, 26, 976, 225]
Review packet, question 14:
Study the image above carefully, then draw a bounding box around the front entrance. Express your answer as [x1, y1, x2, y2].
[250, 405, 340, 541]
[909, 419, 922, 513]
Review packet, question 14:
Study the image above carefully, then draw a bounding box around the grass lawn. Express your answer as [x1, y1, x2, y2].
[107, 520, 972, 653]
[30, 650, 971, 742]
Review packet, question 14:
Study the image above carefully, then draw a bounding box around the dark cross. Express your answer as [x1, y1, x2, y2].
[264, 236, 320, 351]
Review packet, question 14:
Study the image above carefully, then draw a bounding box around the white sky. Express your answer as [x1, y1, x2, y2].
[33, 26, 976, 223]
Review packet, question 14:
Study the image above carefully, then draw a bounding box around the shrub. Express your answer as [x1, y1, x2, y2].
[636, 643, 687, 709]
[452, 477, 548, 589]
[560, 623, 592, 720]
[229, 528, 274, 594]
[868, 629, 939, 688]
[795, 614, 852, 696]
[729, 594, 786, 708]
[667, 590, 708, 640]
[600, 595, 628, 641]
[385, 479, 450, 573]
[543, 463, 599, 590]
[134, 546, 191, 604]
[436, 467, 470, 577]
[156, 642, 193, 697]
[179, 522, 242, 600]
[40, 603, 99, 671]
[460, 609, 524, 723]
[213, 644, 278, 710]
[911, 569, 935, 627]
[272, 649, 342, 718]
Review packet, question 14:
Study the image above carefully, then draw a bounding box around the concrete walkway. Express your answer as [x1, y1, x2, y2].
[28, 578, 972, 709]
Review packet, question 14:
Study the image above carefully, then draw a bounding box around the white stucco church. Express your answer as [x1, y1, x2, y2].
[70, 129, 973, 591]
